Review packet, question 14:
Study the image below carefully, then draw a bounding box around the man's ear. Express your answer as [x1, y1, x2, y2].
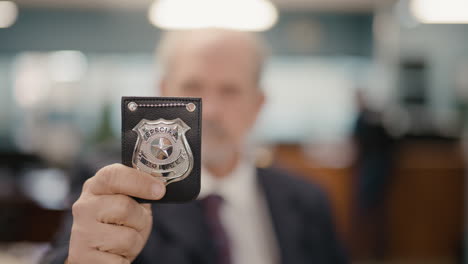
[247, 88, 266, 130]
[254, 88, 266, 116]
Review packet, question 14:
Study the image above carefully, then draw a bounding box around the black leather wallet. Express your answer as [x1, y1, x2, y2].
[121, 96, 202, 203]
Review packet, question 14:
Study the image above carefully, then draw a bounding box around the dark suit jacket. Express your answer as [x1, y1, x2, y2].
[43, 167, 348, 264]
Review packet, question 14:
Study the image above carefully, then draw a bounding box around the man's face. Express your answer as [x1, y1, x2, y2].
[160, 38, 264, 166]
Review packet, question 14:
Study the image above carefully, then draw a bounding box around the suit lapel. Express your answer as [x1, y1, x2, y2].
[150, 168, 305, 264]
[257, 168, 303, 264]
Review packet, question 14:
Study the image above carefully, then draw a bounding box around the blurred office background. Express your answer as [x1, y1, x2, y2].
[0, 0, 466, 263]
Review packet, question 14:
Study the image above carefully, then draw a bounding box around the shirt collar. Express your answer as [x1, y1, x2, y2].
[198, 158, 257, 207]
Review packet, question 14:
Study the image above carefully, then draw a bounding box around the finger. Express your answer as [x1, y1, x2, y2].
[141, 203, 152, 212]
[96, 194, 151, 231]
[70, 250, 130, 264]
[85, 163, 166, 200]
[93, 222, 145, 259]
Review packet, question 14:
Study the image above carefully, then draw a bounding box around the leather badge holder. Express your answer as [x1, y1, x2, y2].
[121, 97, 202, 203]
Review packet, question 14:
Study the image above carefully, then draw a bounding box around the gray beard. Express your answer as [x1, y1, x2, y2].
[201, 142, 237, 168]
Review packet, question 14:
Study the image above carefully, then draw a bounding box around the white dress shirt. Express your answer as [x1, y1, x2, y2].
[198, 159, 280, 264]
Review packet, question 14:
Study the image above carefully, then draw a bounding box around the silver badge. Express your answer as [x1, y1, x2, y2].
[132, 118, 193, 185]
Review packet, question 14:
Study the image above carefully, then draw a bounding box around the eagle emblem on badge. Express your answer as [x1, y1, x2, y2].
[132, 118, 193, 185]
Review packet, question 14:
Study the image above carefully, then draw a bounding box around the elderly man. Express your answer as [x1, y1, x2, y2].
[45, 29, 347, 264]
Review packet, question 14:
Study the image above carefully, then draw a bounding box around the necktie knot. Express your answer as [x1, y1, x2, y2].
[201, 194, 224, 211]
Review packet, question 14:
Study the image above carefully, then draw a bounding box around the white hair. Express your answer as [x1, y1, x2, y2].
[155, 28, 270, 85]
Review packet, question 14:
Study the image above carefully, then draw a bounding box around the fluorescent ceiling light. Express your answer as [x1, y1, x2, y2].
[148, 0, 278, 31]
[0, 1, 18, 28]
[410, 0, 468, 24]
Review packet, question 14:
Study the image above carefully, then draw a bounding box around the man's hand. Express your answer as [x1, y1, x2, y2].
[67, 163, 166, 264]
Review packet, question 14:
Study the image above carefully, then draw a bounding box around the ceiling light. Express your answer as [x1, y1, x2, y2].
[0, 1, 18, 28]
[148, 0, 278, 31]
[410, 0, 468, 24]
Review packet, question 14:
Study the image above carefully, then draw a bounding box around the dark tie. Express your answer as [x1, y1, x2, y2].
[200, 194, 232, 264]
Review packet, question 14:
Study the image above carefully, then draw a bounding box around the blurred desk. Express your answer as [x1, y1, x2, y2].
[0, 198, 65, 263]
[0, 198, 65, 242]
[387, 141, 464, 262]
[273, 140, 465, 262]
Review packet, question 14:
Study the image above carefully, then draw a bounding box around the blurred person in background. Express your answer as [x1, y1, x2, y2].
[43, 28, 347, 264]
[351, 89, 396, 260]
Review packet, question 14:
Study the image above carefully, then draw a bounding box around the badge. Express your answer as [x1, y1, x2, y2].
[132, 118, 193, 185]
[122, 97, 201, 203]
